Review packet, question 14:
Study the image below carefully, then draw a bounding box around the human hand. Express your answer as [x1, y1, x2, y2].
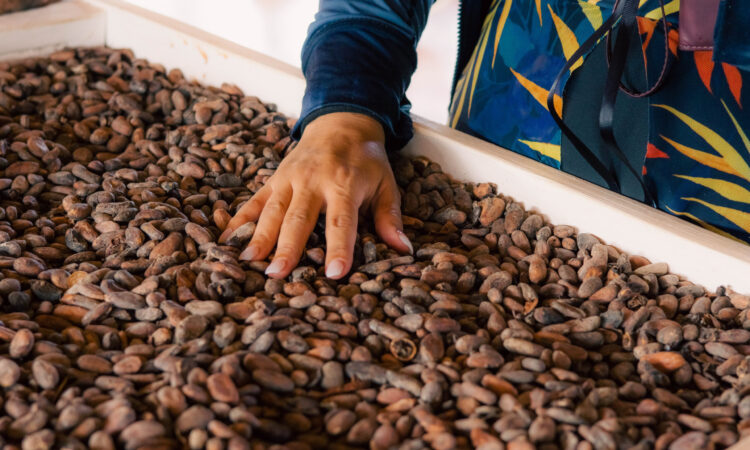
[219, 112, 412, 279]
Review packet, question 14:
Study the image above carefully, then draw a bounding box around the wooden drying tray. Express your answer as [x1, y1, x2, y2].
[1, 0, 748, 295]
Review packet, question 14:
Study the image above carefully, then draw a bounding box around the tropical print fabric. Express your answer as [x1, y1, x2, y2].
[449, 0, 750, 244]
[646, 25, 750, 244]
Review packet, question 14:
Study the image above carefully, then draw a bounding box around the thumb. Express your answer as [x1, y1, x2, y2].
[372, 184, 412, 255]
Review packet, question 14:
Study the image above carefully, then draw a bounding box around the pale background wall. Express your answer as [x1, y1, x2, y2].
[121, 0, 459, 124]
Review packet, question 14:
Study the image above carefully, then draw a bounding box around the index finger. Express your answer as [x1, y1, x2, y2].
[219, 186, 270, 243]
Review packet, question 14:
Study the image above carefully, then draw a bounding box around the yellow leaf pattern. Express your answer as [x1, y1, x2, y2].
[519, 140, 561, 161]
[655, 104, 750, 182]
[721, 100, 750, 156]
[450, 1, 498, 128]
[666, 206, 747, 243]
[468, 0, 501, 115]
[674, 175, 750, 204]
[492, 0, 513, 69]
[658, 100, 750, 242]
[578, 0, 603, 30]
[509, 67, 563, 117]
[447, 0, 749, 243]
[535, 0, 543, 25]
[450, 74, 469, 129]
[661, 135, 743, 179]
[548, 4, 583, 71]
[682, 197, 750, 233]
[644, 0, 679, 20]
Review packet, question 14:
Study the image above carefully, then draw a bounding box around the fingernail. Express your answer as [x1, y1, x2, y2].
[326, 259, 345, 279]
[397, 230, 413, 255]
[239, 244, 258, 261]
[265, 258, 287, 276]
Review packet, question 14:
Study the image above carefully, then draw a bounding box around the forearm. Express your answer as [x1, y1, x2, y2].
[291, 0, 434, 151]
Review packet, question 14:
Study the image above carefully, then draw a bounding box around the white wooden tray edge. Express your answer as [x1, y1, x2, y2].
[0, 1, 105, 60]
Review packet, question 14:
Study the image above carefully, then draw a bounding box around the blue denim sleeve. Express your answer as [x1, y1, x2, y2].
[290, 0, 435, 151]
[713, 0, 750, 71]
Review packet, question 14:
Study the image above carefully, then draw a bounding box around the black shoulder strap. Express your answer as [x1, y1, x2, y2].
[547, 8, 623, 194]
[547, 0, 666, 207]
[599, 0, 657, 206]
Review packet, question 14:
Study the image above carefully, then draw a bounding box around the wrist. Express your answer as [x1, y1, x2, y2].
[303, 112, 386, 146]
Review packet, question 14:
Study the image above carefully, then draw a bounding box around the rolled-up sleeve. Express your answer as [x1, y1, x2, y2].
[291, 0, 434, 151]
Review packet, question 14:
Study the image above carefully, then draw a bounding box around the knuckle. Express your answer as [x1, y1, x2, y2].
[263, 199, 286, 216]
[248, 195, 265, 207]
[285, 207, 312, 224]
[326, 247, 351, 260]
[225, 215, 243, 228]
[235, 199, 253, 214]
[234, 201, 259, 220]
[331, 213, 356, 229]
[248, 186, 269, 202]
[385, 206, 401, 218]
[274, 243, 300, 257]
[381, 183, 400, 201]
[250, 232, 271, 248]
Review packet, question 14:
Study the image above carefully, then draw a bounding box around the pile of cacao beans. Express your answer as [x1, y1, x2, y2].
[0, 47, 749, 450]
